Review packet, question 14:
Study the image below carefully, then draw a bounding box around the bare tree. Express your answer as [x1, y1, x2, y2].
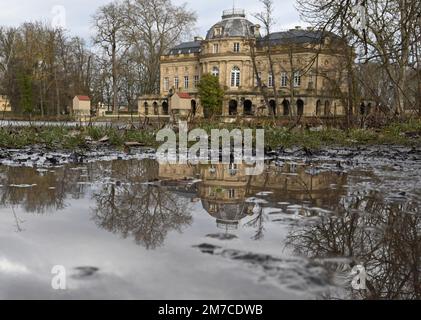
[121, 0, 197, 95]
[92, 1, 128, 115]
[254, 0, 278, 119]
[297, 0, 421, 118]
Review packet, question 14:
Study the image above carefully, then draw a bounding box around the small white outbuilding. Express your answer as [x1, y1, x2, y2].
[72, 95, 91, 117]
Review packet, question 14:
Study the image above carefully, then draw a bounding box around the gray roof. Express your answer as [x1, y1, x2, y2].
[167, 28, 342, 56]
[258, 29, 340, 46]
[202, 200, 253, 222]
[205, 16, 256, 40]
[168, 41, 202, 55]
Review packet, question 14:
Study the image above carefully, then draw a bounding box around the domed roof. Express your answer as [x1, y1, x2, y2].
[206, 9, 258, 40]
[201, 200, 255, 228]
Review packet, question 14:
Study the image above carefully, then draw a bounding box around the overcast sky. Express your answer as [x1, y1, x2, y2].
[0, 0, 304, 43]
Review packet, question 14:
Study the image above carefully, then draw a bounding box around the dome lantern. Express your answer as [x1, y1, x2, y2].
[222, 8, 246, 20]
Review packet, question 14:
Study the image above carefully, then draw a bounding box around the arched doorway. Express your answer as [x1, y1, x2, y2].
[229, 100, 238, 116]
[243, 100, 253, 116]
[324, 101, 331, 116]
[153, 102, 159, 115]
[191, 100, 197, 116]
[282, 99, 290, 116]
[297, 99, 304, 116]
[162, 101, 169, 115]
[269, 100, 277, 116]
[144, 102, 149, 115]
[316, 100, 322, 116]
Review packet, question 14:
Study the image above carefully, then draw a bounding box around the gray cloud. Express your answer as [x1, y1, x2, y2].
[0, 0, 305, 44]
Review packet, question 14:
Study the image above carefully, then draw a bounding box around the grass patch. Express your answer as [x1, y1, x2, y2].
[0, 119, 419, 151]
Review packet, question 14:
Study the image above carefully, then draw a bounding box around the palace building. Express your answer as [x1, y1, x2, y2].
[157, 161, 346, 230]
[138, 8, 350, 119]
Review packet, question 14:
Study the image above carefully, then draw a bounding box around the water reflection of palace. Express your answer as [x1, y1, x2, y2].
[158, 162, 347, 229]
[0, 159, 346, 242]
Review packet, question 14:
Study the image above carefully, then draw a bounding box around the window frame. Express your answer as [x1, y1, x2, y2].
[281, 72, 288, 87]
[228, 188, 236, 199]
[163, 77, 169, 91]
[293, 71, 301, 87]
[211, 66, 220, 78]
[233, 42, 240, 53]
[268, 73, 274, 87]
[231, 66, 241, 88]
[194, 75, 200, 88]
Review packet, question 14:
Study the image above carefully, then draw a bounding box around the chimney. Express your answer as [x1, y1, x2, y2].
[295, 26, 302, 30]
[255, 24, 261, 36]
[251, 24, 261, 36]
[194, 36, 203, 42]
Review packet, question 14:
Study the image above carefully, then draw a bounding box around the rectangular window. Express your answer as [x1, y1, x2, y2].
[293, 71, 301, 87]
[268, 73, 273, 87]
[231, 70, 240, 87]
[281, 72, 288, 87]
[229, 163, 238, 176]
[163, 77, 169, 91]
[228, 189, 236, 199]
[174, 76, 179, 89]
[194, 75, 200, 88]
[233, 42, 240, 52]
[184, 76, 189, 89]
[213, 43, 219, 54]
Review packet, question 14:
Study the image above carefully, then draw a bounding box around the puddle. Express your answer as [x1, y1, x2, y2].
[0, 150, 419, 300]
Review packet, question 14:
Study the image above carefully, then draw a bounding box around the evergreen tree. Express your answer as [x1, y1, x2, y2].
[197, 73, 224, 119]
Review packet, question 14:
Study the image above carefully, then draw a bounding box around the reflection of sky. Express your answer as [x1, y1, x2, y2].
[0, 188, 304, 299]
[1, 154, 419, 299]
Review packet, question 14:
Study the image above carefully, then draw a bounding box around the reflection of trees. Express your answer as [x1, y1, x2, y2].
[92, 160, 192, 249]
[0, 166, 86, 214]
[0, 159, 192, 248]
[0, 159, 158, 214]
[244, 204, 265, 240]
[286, 191, 420, 300]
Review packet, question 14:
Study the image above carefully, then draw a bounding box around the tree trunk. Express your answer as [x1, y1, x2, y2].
[112, 40, 118, 115]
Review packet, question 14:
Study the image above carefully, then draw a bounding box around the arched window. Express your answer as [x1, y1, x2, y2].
[211, 66, 219, 77]
[282, 100, 290, 116]
[191, 100, 197, 116]
[297, 99, 304, 116]
[229, 100, 238, 115]
[243, 100, 253, 116]
[162, 102, 169, 115]
[231, 66, 240, 87]
[269, 100, 277, 116]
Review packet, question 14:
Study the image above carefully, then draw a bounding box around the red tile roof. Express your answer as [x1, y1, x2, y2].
[177, 92, 192, 99]
[76, 95, 91, 101]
